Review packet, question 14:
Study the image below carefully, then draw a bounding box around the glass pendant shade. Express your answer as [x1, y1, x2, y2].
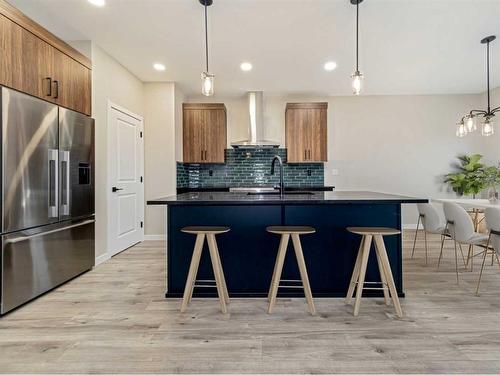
[481, 117, 494, 136]
[466, 115, 477, 132]
[351, 71, 363, 96]
[456, 122, 467, 138]
[201, 72, 214, 96]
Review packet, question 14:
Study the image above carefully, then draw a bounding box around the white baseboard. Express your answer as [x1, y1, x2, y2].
[403, 223, 418, 230]
[94, 253, 110, 267]
[144, 234, 166, 241]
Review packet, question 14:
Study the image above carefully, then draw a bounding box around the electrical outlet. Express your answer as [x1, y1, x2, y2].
[331, 169, 339, 176]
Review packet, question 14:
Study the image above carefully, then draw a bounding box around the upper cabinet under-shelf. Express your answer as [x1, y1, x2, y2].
[0, 1, 91, 115]
[183, 103, 227, 164]
[285, 102, 328, 163]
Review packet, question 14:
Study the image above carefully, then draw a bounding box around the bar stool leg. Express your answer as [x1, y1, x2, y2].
[206, 234, 228, 314]
[353, 235, 372, 317]
[291, 234, 316, 315]
[346, 236, 365, 305]
[268, 258, 279, 302]
[212, 236, 230, 304]
[373, 234, 403, 318]
[374, 245, 391, 306]
[268, 234, 290, 314]
[181, 233, 205, 313]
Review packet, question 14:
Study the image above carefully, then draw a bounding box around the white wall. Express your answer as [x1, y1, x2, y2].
[174, 86, 186, 162]
[91, 44, 145, 259]
[72, 41, 181, 244]
[187, 93, 487, 225]
[143, 83, 177, 237]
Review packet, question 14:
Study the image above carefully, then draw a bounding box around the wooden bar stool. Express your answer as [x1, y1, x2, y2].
[345, 227, 403, 318]
[180, 226, 230, 314]
[266, 226, 316, 315]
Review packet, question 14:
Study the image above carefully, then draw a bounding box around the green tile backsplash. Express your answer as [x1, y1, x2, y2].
[177, 148, 324, 189]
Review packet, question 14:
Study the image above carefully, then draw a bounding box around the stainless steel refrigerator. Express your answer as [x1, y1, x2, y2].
[1, 87, 95, 315]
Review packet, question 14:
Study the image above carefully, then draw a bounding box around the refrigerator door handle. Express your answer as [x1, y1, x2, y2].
[48, 149, 59, 218]
[60, 150, 70, 216]
[5, 219, 95, 244]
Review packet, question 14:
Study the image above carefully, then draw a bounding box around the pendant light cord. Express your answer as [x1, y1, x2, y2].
[356, 1, 359, 72]
[204, 1, 209, 72]
[487, 40, 490, 113]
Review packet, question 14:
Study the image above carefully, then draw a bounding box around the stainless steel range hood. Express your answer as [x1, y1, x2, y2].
[231, 91, 280, 149]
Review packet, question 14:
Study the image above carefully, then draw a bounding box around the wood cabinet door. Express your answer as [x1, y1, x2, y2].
[286, 108, 308, 163]
[0, 14, 52, 98]
[286, 103, 327, 163]
[183, 108, 204, 163]
[52, 49, 91, 115]
[204, 109, 226, 163]
[309, 107, 327, 162]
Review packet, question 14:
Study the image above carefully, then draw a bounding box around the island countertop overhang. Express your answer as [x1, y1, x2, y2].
[147, 190, 428, 206]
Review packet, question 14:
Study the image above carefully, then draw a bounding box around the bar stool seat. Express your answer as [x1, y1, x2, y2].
[181, 226, 230, 234]
[180, 226, 230, 314]
[266, 226, 316, 315]
[267, 226, 316, 235]
[347, 227, 401, 236]
[345, 226, 403, 318]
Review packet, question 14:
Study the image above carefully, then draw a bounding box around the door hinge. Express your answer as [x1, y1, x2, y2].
[140, 131, 143, 138]
[140, 176, 143, 183]
[140, 221, 143, 228]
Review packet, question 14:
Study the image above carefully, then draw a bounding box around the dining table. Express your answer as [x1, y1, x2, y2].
[433, 198, 500, 232]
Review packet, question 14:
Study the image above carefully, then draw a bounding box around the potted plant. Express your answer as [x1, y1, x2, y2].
[445, 154, 486, 198]
[483, 164, 500, 204]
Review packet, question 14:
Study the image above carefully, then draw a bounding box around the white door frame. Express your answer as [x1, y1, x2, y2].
[106, 101, 145, 258]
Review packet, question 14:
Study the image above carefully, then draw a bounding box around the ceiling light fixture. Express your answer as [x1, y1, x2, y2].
[153, 63, 166, 71]
[350, 0, 364, 95]
[88, 0, 105, 7]
[324, 61, 337, 71]
[240, 62, 253, 72]
[200, 0, 214, 96]
[457, 35, 499, 137]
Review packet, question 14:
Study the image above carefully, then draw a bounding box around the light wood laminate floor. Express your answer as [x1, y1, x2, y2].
[1, 232, 500, 374]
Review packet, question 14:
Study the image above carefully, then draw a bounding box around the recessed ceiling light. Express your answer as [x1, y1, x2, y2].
[88, 0, 105, 6]
[240, 62, 253, 72]
[153, 63, 166, 71]
[324, 61, 337, 71]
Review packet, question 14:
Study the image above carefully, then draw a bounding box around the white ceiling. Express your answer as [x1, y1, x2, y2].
[10, 0, 500, 97]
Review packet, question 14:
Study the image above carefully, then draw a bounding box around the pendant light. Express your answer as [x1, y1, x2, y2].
[457, 35, 499, 137]
[350, 0, 364, 95]
[200, 0, 214, 96]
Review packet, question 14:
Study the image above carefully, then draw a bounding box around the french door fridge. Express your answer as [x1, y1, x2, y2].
[1, 87, 95, 314]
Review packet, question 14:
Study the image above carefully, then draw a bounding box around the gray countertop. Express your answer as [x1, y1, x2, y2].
[147, 190, 427, 206]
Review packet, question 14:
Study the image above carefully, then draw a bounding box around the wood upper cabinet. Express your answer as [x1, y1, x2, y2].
[0, 14, 51, 99]
[285, 102, 328, 163]
[0, 2, 92, 116]
[52, 48, 92, 115]
[183, 103, 227, 164]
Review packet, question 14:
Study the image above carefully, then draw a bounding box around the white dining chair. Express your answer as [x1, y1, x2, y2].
[476, 207, 500, 295]
[411, 203, 449, 265]
[442, 202, 489, 283]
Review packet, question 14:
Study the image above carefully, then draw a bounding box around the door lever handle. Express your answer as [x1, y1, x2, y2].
[112, 187, 123, 192]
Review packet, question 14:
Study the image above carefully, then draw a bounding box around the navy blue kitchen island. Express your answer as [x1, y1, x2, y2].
[148, 191, 426, 298]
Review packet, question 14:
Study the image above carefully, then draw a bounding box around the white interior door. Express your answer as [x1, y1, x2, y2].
[108, 104, 144, 257]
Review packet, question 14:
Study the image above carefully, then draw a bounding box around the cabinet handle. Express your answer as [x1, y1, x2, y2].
[201, 150, 204, 161]
[204, 150, 207, 161]
[45, 77, 52, 97]
[304, 150, 307, 160]
[308, 150, 311, 160]
[53, 80, 59, 99]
